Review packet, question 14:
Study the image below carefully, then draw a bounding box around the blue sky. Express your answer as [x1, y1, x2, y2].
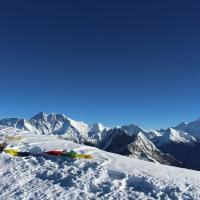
[0, 0, 200, 129]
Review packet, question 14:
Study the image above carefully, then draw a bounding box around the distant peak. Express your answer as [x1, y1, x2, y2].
[176, 122, 188, 127]
[48, 112, 56, 116]
[31, 112, 48, 121]
[34, 111, 47, 116]
[122, 123, 139, 128]
[195, 118, 200, 122]
[121, 123, 146, 136]
[91, 123, 105, 129]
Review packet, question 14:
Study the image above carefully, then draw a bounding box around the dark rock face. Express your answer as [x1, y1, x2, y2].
[159, 141, 200, 171]
[98, 128, 183, 167]
[127, 138, 183, 167]
[98, 129, 134, 154]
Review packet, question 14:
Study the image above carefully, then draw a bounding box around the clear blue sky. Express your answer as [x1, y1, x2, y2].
[0, 0, 200, 129]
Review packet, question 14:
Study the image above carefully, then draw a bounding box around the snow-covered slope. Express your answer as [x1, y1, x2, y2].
[0, 127, 200, 200]
[175, 118, 200, 138]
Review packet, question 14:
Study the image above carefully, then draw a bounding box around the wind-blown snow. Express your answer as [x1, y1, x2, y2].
[0, 127, 200, 200]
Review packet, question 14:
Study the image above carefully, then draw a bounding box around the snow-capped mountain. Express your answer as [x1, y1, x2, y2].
[151, 128, 200, 170]
[175, 118, 200, 138]
[152, 128, 197, 146]
[98, 128, 183, 167]
[1, 112, 200, 170]
[120, 124, 146, 135]
[118, 124, 162, 141]
[0, 112, 106, 144]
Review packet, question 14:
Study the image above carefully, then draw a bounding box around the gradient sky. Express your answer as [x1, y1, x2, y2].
[0, 0, 200, 129]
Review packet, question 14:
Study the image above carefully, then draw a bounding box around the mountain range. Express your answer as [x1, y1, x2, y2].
[0, 112, 200, 171]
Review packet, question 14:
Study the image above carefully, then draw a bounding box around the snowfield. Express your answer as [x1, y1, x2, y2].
[0, 127, 200, 200]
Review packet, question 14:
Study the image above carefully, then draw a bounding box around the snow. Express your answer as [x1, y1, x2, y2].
[0, 113, 107, 144]
[1, 112, 200, 149]
[121, 124, 147, 136]
[155, 128, 196, 146]
[146, 130, 163, 140]
[175, 119, 200, 138]
[66, 117, 89, 135]
[0, 126, 200, 200]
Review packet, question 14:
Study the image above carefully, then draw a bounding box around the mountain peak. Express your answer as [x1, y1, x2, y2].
[121, 123, 146, 136]
[89, 123, 105, 132]
[175, 117, 200, 137]
[31, 112, 48, 121]
[156, 128, 196, 145]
